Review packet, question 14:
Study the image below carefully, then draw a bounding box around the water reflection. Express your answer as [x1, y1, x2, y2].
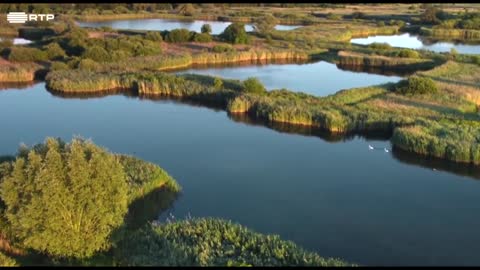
[351, 33, 480, 54]
[392, 147, 480, 181]
[43, 87, 480, 181]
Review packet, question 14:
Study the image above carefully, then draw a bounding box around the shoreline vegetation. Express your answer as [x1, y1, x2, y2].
[0, 138, 350, 266]
[44, 59, 480, 165]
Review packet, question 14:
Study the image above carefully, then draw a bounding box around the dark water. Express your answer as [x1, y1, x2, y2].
[76, 18, 301, 35]
[1, 83, 480, 266]
[174, 60, 402, 96]
[351, 33, 480, 55]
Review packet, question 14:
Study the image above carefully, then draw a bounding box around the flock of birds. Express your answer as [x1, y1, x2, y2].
[368, 144, 390, 152]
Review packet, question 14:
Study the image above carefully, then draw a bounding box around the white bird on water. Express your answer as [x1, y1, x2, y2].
[368, 145, 374, 150]
[384, 148, 390, 153]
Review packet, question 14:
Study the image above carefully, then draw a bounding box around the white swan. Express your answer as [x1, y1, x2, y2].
[384, 148, 390, 153]
[368, 145, 374, 150]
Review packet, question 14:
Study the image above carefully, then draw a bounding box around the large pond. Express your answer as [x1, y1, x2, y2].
[174, 60, 402, 96]
[1, 83, 480, 266]
[76, 18, 301, 34]
[351, 33, 480, 55]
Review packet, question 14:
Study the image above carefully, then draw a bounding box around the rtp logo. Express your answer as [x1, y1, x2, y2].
[7, 12, 54, 24]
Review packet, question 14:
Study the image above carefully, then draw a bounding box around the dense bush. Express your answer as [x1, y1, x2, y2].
[192, 32, 212, 43]
[368, 42, 392, 50]
[45, 42, 67, 60]
[7, 47, 47, 62]
[395, 76, 438, 95]
[212, 44, 235, 53]
[395, 49, 420, 58]
[145, 31, 163, 42]
[0, 137, 129, 259]
[82, 45, 111, 62]
[220, 23, 250, 44]
[78, 58, 101, 71]
[165, 29, 194, 43]
[243, 77, 266, 94]
[50, 61, 69, 71]
[116, 218, 351, 266]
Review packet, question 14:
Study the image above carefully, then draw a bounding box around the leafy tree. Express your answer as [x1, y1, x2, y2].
[253, 14, 278, 35]
[421, 6, 440, 24]
[201, 24, 212, 34]
[0, 138, 129, 259]
[220, 23, 250, 44]
[176, 4, 195, 16]
[243, 77, 266, 94]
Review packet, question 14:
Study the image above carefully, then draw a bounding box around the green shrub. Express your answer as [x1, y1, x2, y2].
[165, 29, 193, 43]
[113, 6, 130, 14]
[82, 45, 111, 62]
[212, 44, 235, 53]
[50, 61, 69, 71]
[116, 218, 351, 266]
[395, 76, 438, 95]
[7, 47, 47, 62]
[396, 49, 420, 58]
[45, 42, 66, 60]
[368, 42, 392, 50]
[243, 77, 266, 94]
[220, 23, 250, 44]
[192, 32, 212, 43]
[145, 31, 163, 42]
[78, 58, 101, 71]
[326, 13, 342, 20]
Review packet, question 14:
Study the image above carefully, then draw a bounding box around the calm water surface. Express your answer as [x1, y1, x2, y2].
[76, 18, 301, 34]
[174, 61, 402, 96]
[351, 33, 480, 54]
[1, 83, 480, 266]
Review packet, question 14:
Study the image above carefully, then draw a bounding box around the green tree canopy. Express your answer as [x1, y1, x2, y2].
[176, 4, 196, 16]
[0, 137, 129, 259]
[82, 45, 111, 62]
[201, 24, 212, 34]
[253, 14, 279, 35]
[243, 77, 266, 94]
[220, 23, 250, 44]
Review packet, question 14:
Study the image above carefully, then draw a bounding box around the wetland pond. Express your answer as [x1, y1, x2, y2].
[1, 81, 480, 266]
